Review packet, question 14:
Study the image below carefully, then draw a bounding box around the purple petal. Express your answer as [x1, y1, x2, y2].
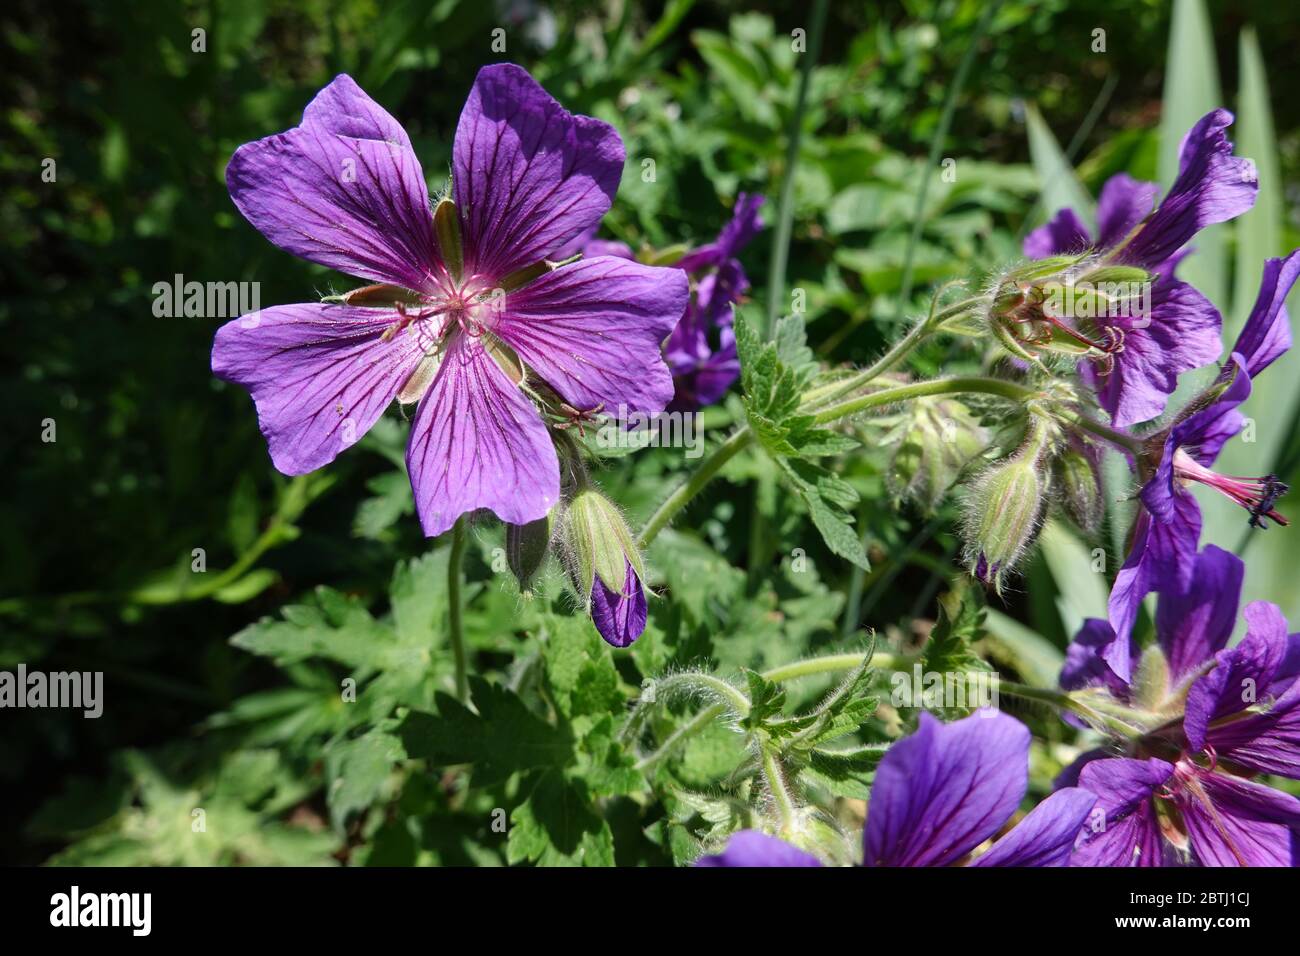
[1053, 748, 1111, 790]
[1105, 499, 1203, 680]
[1023, 208, 1092, 259]
[1176, 768, 1300, 866]
[454, 63, 624, 281]
[1095, 174, 1159, 250]
[972, 788, 1097, 867]
[695, 830, 822, 867]
[1072, 757, 1173, 866]
[1120, 110, 1257, 270]
[1061, 618, 1131, 696]
[590, 559, 647, 648]
[669, 328, 739, 413]
[492, 256, 687, 414]
[1185, 601, 1290, 753]
[1232, 249, 1300, 377]
[226, 75, 441, 293]
[405, 332, 559, 537]
[583, 239, 634, 260]
[1154, 545, 1244, 683]
[1203, 677, 1300, 779]
[212, 303, 424, 475]
[863, 711, 1028, 867]
[1089, 277, 1223, 427]
[677, 192, 765, 272]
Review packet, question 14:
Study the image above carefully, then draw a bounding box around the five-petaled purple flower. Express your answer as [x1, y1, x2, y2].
[1099, 250, 1299, 678]
[1058, 546, 1300, 866]
[696, 711, 1096, 867]
[212, 65, 688, 538]
[1024, 110, 1257, 427]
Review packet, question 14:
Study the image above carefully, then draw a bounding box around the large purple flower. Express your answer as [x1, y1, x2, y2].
[1023, 110, 1257, 427]
[696, 711, 1095, 867]
[212, 67, 688, 537]
[1100, 251, 1298, 677]
[1059, 549, 1300, 865]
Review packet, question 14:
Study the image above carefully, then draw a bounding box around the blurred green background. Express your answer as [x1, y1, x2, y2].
[3, 0, 1299, 865]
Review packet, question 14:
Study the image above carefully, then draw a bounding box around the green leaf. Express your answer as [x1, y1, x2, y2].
[323, 729, 405, 831]
[541, 616, 625, 720]
[398, 678, 573, 786]
[507, 773, 615, 867]
[1024, 104, 1095, 230]
[1160, 0, 1225, 309]
[1036, 519, 1108, 638]
[229, 587, 388, 669]
[921, 582, 992, 681]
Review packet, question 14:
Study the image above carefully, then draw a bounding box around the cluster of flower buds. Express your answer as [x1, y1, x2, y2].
[986, 256, 1155, 374]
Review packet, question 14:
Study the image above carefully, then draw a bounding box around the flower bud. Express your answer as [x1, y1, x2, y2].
[562, 488, 648, 647]
[887, 397, 987, 510]
[961, 425, 1052, 593]
[506, 514, 552, 596]
[1053, 440, 1104, 535]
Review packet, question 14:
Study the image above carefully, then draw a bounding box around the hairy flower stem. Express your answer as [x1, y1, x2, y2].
[448, 515, 470, 704]
[802, 296, 983, 409]
[637, 427, 755, 547]
[760, 746, 798, 835]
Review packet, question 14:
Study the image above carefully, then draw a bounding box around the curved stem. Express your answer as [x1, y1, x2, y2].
[637, 427, 754, 547]
[448, 516, 470, 704]
[761, 652, 898, 683]
[811, 376, 1036, 425]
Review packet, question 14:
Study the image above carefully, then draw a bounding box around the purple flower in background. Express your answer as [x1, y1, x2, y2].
[665, 193, 764, 411]
[1060, 551, 1300, 865]
[863, 711, 1094, 866]
[212, 66, 688, 537]
[695, 830, 823, 868]
[1099, 251, 1298, 677]
[1023, 110, 1258, 427]
[696, 711, 1096, 867]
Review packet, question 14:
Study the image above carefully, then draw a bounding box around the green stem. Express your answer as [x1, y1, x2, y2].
[638, 378, 1140, 551]
[811, 376, 1035, 425]
[997, 680, 1142, 741]
[637, 427, 754, 547]
[760, 746, 798, 835]
[635, 704, 724, 772]
[761, 652, 898, 683]
[765, 0, 830, 336]
[448, 516, 470, 704]
[802, 295, 984, 409]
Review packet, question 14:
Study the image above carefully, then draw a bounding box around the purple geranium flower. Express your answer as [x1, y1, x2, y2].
[665, 193, 764, 411]
[696, 711, 1096, 867]
[1100, 250, 1298, 678]
[212, 66, 688, 537]
[1023, 110, 1257, 427]
[1059, 547, 1300, 865]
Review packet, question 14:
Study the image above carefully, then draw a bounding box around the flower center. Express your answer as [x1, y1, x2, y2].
[1172, 449, 1289, 528]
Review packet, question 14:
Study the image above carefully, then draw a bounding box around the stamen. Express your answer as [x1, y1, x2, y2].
[1172, 450, 1289, 528]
